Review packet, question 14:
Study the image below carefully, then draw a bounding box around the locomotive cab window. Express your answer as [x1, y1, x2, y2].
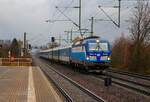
[88, 42, 108, 51]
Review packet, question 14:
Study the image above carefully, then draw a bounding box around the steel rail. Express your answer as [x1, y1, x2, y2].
[107, 69, 150, 81]
[40, 66, 74, 102]
[112, 80, 150, 96]
[94, 75, 150, 96]
[46, 64, 106, 102]
[110, 75, 150, 89]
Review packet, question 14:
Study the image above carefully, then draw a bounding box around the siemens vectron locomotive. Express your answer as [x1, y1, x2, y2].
[40, 37, 111, 72]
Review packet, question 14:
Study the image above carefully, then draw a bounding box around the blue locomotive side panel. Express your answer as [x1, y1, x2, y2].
[72, 46, 85, 60]
[71, 52, 85, 61]
[71, 43, 86, 64]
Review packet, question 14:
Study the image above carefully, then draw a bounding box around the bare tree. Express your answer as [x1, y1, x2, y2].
[129, 1, 150, 72]
[10, 38, 20, 57]
[130, 1, 150, 45]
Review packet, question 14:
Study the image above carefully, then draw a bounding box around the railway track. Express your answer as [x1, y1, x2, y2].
[40, 57, 150, 97]
[109, 74, 150, 89]
[35, 57, 150, 102]
[40, 64, 106, 102]
[40, 66, 74, 102]
[107, 69, 150, 81]
[94, 71, 150, 96]
[95, 75, 150, 96]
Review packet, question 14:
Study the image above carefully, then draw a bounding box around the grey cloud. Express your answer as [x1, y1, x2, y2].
[0, 0, 145, 46]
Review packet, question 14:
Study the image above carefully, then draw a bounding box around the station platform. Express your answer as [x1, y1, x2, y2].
[0, 66, 62, 102]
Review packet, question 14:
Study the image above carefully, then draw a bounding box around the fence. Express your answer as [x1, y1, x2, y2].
[0, 58, 32, 66]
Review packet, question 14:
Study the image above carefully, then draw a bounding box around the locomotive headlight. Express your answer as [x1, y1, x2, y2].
[86, 56, 90, 60]
[96, 40, 100, 43]
[108, 57, 111, 60]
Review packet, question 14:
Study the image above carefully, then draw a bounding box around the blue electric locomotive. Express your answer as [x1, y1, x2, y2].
[39, 37, 111, 72]
[71, 37, 110, 72]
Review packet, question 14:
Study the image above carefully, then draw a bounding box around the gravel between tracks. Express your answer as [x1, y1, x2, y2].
[35, 57, 150, 102]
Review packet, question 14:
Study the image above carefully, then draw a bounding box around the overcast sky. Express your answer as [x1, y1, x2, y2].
[0, 0, 144, 46]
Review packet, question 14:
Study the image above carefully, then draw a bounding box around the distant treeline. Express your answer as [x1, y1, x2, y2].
[111, 35, 150, 75]
[0, 38, 21, 58]
[111, 2, 150, 75]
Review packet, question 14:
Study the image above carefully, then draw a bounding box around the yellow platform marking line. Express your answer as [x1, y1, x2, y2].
[28, 66, 36, 102]
[37, 67, 63, 102]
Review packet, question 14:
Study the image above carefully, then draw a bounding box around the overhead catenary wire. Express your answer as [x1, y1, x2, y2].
[83, 2, 135, 34]
[45, 0, 150, 45]
[47, 0, 75, 38]
[51, 0, 74, 20]
[55, 7, 79, 28]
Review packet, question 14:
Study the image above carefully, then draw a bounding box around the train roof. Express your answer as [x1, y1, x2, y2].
[40, 49, 51, 53]
[40, 44, 72, 53]
[40, 37, 109, 53]
[53, 44, 71, 50]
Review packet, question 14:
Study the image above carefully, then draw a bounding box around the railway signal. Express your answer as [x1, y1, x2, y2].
[51, 37, 55, 42]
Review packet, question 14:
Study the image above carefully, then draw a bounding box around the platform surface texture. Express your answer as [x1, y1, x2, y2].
[0, 66, 62, 102]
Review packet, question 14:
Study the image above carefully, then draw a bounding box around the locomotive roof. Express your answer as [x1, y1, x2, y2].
[72, 38, 109, 46]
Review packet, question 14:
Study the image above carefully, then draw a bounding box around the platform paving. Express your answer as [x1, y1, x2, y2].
[0, 66, 62, 102]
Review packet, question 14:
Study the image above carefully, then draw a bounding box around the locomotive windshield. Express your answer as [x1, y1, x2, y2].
[88, 42, 108, 51]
